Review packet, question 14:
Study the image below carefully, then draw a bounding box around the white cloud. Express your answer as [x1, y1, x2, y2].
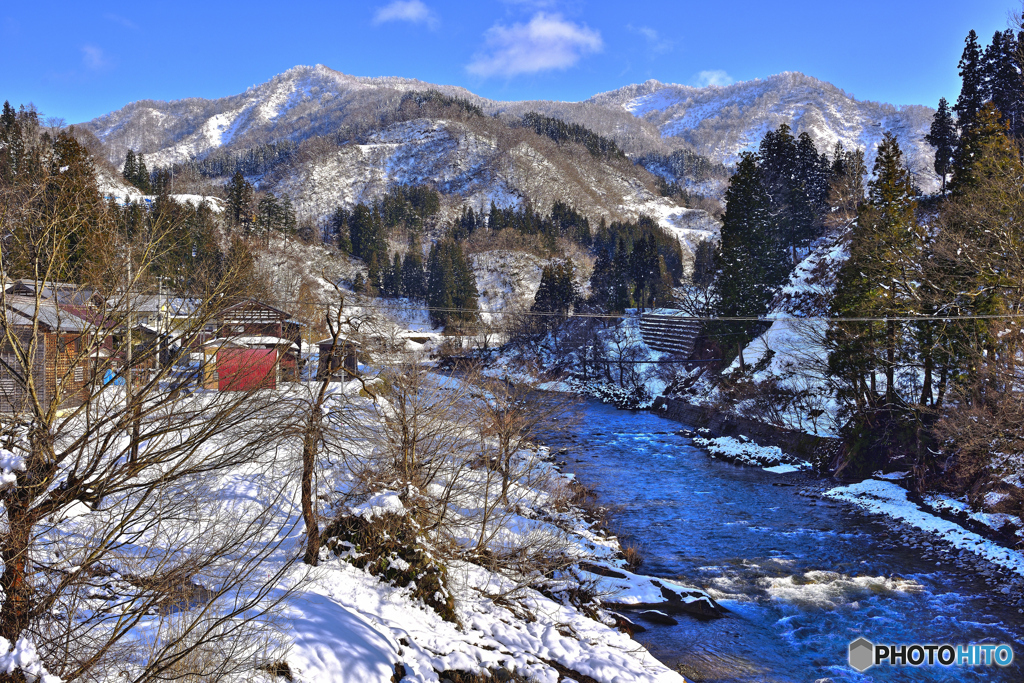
[81, 45, 109, 70]
[104, 13, 138, 30]
[629, 25, 672, 54]
[694, 69, 734, 87]
[467, 13, 602, 78]
[373, 0, 438, 28]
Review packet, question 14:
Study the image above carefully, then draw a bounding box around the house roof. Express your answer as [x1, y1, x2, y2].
[220, 299, 292, 322]
[3, 299, 107, 332]
[232, 336, 299, 350]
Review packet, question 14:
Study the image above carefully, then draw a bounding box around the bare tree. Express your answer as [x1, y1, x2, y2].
[0, 147, 300, 680]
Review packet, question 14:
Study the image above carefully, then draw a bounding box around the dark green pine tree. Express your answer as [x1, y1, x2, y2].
[134, 153, 151, 193]
[948, 102, 1013, 198]
[629, 234, 660, 312]
[955, 29, 986, 131]
[426, 242, 455, 326]
[985, 29, 1022, 135]
[383, 252, 403, 297]
[0, 101, 23, 182]
[402, 237, 426, 299]
[225, 171, 254, 227]
[366, 252, 382, 294]
[122, 150, 137, 186]
[758, 124, 814, 262]
[330, 206, 352, 254]
[829, 132, 924, 409]
[715, 153, 789, 341]
[532, 260, 580, 318]
[487, 201, 505, 231]
[610, 237, 634, 312]
[925, 98, 959, 194]
[426, 239, 478, 329]
[348, 204, 387, 265]
[795, 132, 831, 226]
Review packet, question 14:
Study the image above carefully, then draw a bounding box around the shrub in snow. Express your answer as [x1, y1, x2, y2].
[577, 381, 655, 410]
[321, 511, 456, 622]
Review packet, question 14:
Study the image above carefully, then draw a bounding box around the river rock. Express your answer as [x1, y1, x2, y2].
[638, 610, 678, 625]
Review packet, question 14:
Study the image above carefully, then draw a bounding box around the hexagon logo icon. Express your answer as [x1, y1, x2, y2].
[849, 637, 875, 672]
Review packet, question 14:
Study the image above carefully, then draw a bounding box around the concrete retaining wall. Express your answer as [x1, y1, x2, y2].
[653, 397, 842, 463]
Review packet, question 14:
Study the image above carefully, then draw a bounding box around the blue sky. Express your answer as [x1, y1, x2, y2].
[0, 0, 1015, 123]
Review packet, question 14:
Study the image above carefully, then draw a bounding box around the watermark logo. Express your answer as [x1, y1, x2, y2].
[848, 638, 1014, 672]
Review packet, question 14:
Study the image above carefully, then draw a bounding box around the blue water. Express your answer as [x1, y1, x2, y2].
[551, 401, 1023, 682]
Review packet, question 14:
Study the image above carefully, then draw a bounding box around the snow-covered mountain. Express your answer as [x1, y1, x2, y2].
[588, 72, 937, 190]
[83, 65, 483, 169]
[79, 65, 938, 242]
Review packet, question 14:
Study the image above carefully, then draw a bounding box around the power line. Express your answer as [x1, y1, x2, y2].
[213, 297, 1024, 324]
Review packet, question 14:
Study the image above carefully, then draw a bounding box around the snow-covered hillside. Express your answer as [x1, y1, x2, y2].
[82, 65, 482, 169]
[590, 72, 937, 192]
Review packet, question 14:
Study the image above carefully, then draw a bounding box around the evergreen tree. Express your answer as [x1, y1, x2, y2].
[426, 239, 478, 329]
[827, 143, 867, 223]
[715, 153, 789, 331]
[759, 124, 823, 261]
[330, 206, 352, 254]
[122, 150, 137, 186]
[629, 234, 661, 311]
[950, 102, 1012, 197]
[225, 171, 254, 227]
[925, 98, 959, 194]
[383, 252, 403, 297]
[829, 132, 924, 407]
[402, 237, 426, 298]
[610, 237, 634, 312]
[984, 29, 1021, 133]
[352, 271, 368, 294]
[134, 153, 151, 193]
[955, 30, 987, 131]
[366, 252, 382, 293]
[532, 260, 581, 318]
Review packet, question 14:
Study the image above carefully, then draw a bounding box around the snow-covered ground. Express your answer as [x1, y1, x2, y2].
[825, 479, 1024, 578]
[14, 372, 717, 682]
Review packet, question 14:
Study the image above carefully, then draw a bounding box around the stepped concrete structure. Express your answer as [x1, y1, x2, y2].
[638, 311, 702, 357]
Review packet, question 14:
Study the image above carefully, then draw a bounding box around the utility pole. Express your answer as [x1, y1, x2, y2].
[155, 276, 163, 372]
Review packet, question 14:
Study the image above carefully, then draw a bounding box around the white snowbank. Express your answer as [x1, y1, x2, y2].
[692, 435, 809, 472]
[825, 479, 1024, 576]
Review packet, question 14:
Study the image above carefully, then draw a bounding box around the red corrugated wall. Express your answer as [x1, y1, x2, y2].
[217, 349, 277, 391]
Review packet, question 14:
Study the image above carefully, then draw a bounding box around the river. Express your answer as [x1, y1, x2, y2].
[548, 400, 1023, 682]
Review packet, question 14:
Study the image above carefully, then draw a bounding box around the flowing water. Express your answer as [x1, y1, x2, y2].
[549, 400, 1023, 682]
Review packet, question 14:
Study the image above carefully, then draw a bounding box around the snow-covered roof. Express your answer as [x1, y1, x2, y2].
[232, 335, 299, 350]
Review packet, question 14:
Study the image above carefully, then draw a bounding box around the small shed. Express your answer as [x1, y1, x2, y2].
[202, 339, 278, 391]
[316, 338, 359, 382]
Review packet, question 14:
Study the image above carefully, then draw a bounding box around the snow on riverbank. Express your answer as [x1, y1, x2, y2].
[691, 434, 810, 473]
[825, 479, 1024, 577]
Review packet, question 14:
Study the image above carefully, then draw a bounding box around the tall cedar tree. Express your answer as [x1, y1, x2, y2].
[925, 98, 959, 194]
[829, 132, 924, 408]
[426, 239, 478, 329]
[955, 30, 987, 131]
[984, 29, 1022, 134]
[933, 103, 1024, 385]
[402, 237, 426, 298]
[532, 260, 581, 318]
[715, 153, 790, 343]
[225, 170, 254, 227]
